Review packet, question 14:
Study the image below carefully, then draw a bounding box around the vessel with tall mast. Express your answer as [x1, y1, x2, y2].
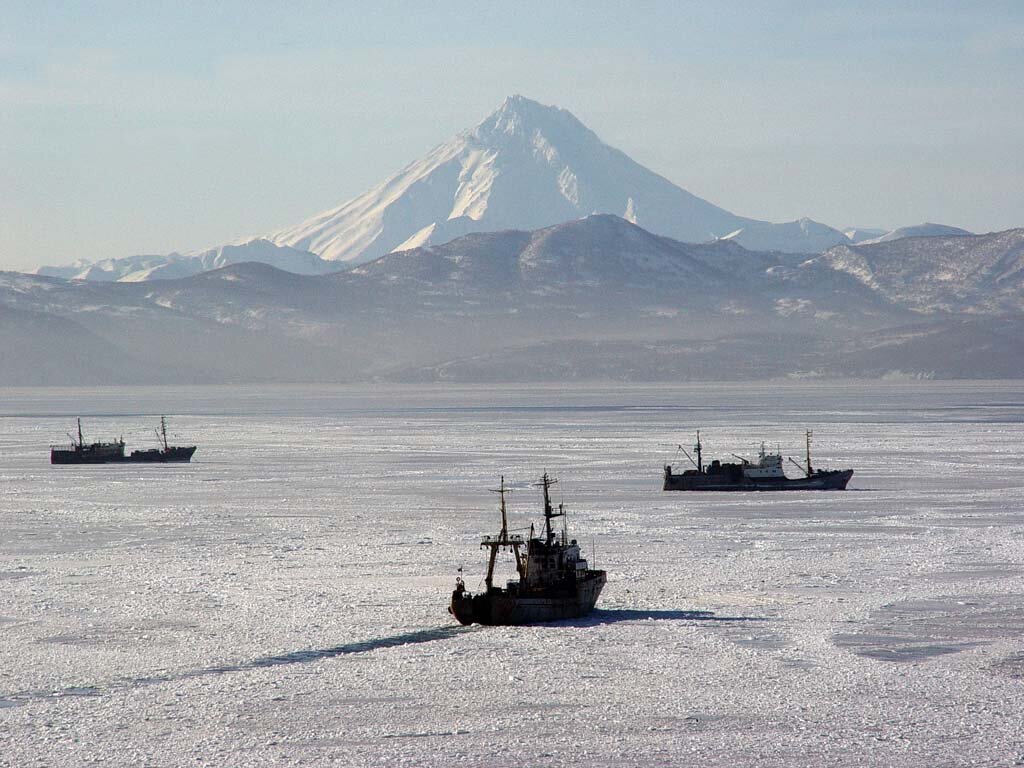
[449, 473, 606, 626]
[127, 416, 197, 463]
[49, 419, 126, 464]
[50, 417, 196, 464]
[663, 430, 852, 491]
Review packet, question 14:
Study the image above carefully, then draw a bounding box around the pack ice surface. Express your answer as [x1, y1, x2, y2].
[1, 382, 1022, 767]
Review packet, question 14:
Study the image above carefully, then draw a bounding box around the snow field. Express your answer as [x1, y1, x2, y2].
[1, 382, 1022, 766]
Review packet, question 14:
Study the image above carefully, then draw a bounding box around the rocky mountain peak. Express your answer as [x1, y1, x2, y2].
[469, 95, 599, 148]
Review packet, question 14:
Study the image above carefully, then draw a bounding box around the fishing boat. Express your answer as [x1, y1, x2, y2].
[49, 419, 126, 464]
[127, 416, 197, 463]
[449, 473, 606, 626]
[663, 430, 852, 491]
[50, 417, 196, 464]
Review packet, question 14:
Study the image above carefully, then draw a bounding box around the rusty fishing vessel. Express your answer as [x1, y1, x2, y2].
[126, 416, 197, 463]
[49, 419, 125, 464]
[663, 430, 852, 491]
[449, 473, 606, 626]
[50, 417, 196, 464]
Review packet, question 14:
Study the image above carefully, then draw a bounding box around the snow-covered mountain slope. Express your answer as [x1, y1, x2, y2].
[859, 223, 973, 244]
[33, 259, 93, 280]
[267, 95, 849, 263]
[843, 227, 888, 243]
[34, 240, 338, 283]
[342, 214, 899, 329]
[813, 228, 1024, 313]
[351, 214, 734, 295]
[719, 217, 850, 253]
[195, 240, 337, 275]
[34, 254, 191, 282]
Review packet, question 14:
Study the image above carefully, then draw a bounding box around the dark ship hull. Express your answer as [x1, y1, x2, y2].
[663, 467, 853, 491]
[128, 446, 197, 463]
[50, 446, 124, 464]
[50, 446, 197, 464]
[450, 572, 606, 626]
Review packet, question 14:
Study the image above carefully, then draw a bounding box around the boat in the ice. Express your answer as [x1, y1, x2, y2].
[127, 416, 197, 463]
[449, 473, 606, 626]
[50, 419, 126, 464]
[663, 430, 852, 491]
[50, 417, 196, 464]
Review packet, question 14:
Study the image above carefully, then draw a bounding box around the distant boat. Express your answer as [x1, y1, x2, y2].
[50, 417, 196, 464]
[49, 419, 125, 464]
[663, 430, 852, 491]
[127, 416, 197, 463]
[449, 473, 606, 626]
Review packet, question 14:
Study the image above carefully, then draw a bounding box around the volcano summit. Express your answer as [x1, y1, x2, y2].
[266, 95, 850, 264]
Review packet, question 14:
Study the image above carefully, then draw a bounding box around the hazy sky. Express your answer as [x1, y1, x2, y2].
[2, 1, 1022, 270]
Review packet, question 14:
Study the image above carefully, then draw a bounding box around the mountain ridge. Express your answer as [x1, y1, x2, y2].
[33, 239, 338, 282]
[814, 228, 1024, 313]
[11, 215, 1024, 384]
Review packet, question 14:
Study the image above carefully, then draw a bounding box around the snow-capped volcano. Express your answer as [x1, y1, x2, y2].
[267, 95, 848, 262]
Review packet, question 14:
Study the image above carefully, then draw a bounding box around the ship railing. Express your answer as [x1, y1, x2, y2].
[480, 534, 525, 544]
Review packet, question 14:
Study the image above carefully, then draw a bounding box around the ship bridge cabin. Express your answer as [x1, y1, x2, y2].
[523, 537, 589, 589]
[740, 445, 786, 480]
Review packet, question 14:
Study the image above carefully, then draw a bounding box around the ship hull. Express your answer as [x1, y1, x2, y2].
[128, 446, 197, 463]
[50, 448, 124, 464]
[664, 469, 853, 491]
[50, 446, 196, 464]
[449, 572, 606, 626]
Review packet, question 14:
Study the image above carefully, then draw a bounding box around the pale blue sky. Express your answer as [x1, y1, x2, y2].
[2, 1, 1022, 269]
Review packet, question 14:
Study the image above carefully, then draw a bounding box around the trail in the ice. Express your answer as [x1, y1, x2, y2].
[0, 611, 764, 708]
[0, 624, 475, 707]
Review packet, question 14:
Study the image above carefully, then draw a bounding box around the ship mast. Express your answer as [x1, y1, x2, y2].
[695, 430, 702, 473]
[160, 416, 169, 452]
[482, 476, 524, 589]
[538, 472, 564, 546]
[77, 418, 83, 449]
[805, 429, 813, 477]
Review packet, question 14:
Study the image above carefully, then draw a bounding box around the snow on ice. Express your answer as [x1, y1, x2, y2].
[1, 382, 1023, 766]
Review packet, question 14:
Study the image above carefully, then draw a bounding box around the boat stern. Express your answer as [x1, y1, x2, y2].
[448, 578, 476, 625]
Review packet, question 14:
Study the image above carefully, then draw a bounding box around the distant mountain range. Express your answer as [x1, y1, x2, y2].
[35, 96, 973, 282]
[14, 95, 1017, 383]
[35, 239, 339, 282]
[6, 215, 1023, 384]
[856, 223, 973, 245]
[814, 226, 1024, 313]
